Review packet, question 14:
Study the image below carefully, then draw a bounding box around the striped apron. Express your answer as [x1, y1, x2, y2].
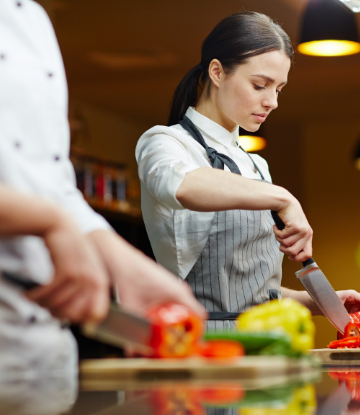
[179, 116, 283, 331]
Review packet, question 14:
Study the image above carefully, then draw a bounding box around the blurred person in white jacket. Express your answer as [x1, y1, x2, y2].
[0, 0, 205, 375]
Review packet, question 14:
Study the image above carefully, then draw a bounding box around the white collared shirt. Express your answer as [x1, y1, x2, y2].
[136, 107, 272, 279]
[0, 0, 110, 286]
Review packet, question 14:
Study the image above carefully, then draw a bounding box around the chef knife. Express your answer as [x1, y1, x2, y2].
[271, 211, 351, 334]
[1, 271, 155, 355]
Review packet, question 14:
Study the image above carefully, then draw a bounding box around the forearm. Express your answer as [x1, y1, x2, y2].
[0, 184, 62, 236]
[281, 287, 320, 315]
[176, 167, 294, 212]
[87, 229, 207, 317]
[86, 229, 146, 283]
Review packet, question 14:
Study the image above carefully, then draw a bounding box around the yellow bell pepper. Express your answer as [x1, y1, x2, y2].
[236, 299, 315, 353]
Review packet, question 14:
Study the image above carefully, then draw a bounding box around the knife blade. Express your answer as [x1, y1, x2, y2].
[1, 271, 155, 355]
[295, 261, 351, 334]
[271, 211, 351, 334]
[82, 304, 154, 355]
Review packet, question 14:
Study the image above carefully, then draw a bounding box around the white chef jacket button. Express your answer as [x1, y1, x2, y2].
[16, 2, 22, 7]
[0, 54, 5, 60]
[14, 141, 21, 148]
[28, 316, 36, 323]
[47, 72, 54, 78]
[54, 155, 60, 161]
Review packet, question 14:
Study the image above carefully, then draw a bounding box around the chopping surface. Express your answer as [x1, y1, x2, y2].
[4, 359, 360, 415]
[311, 348, 360, 366]
[80, 355, 319, 383]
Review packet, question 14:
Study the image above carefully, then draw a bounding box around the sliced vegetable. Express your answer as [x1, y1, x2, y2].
[337, 311, 360, 340]
[204, 330, 293, 356]
[236, 299, 315, 354]
[199, 340, 244, 359]
[147, 303, 204, 358]
[328, 336, 360, 349]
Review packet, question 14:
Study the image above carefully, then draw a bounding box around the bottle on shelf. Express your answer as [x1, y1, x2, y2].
[70, 148, 139, 215]
[84, 157, 95, 203]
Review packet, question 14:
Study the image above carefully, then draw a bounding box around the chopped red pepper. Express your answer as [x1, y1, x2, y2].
[337, 311, 360, 341]
[199, 340, 244, 360]
[147, 303, 204, 358]
[328, 336, 360, 349]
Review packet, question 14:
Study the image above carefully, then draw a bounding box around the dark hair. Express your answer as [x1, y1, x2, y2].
[168, 12, 293, 126]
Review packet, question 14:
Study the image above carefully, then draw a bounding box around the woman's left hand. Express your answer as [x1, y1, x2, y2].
[337, 290, 360, 314]
[282, 288, 360, 316]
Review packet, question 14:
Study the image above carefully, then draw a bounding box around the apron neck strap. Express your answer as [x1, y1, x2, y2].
[238, 145, 265, 181]
[180, 116, 241, 175]
[179, 115, 265, 180]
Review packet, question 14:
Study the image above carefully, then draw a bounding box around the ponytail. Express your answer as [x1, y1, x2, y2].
[167, 64, 203, 126]
[167, 12, 293, 127]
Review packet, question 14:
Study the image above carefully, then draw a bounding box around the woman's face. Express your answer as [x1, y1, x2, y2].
[211, 50, 291, 132]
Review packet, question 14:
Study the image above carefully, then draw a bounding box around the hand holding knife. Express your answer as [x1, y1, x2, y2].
[2, 272, 205, 357]
[271, 211, 351, 335]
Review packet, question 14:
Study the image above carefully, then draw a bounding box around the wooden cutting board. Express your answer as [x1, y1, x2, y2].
[80, 355, 320, 383]
[311, 348, 360, 366]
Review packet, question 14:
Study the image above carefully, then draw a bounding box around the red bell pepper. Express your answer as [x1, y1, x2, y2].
[199, 340, 244, 359]
[147, 303, 204, 358]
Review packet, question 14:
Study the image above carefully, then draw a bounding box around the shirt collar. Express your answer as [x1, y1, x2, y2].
[184, 107, 239, 148]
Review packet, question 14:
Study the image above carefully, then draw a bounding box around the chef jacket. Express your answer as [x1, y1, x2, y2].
[0, 0, 110, 322]
[136, 106, 272, 279]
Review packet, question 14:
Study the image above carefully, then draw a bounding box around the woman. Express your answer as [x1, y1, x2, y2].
[136, 12, 360, 330]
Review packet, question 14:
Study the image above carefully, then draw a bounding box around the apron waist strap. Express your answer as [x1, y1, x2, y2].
[207, 290, 280, 321]
[207, 312, 241, 321]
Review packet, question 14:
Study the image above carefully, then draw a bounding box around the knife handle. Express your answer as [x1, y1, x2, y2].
[271, 210, 285, 231]
[271, 211, 314, 268]
[2, 271, 40, 290]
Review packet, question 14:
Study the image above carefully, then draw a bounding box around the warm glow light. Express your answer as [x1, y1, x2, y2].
[238, 136, 266, 152]
[355, 158, 360, 170]
[298, 40, 360, 56]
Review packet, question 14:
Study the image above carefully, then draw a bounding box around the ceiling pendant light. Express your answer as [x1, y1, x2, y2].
[298, 0, 360, 57]
[339, 0, 360, 13]
[238, 127, 266, 152]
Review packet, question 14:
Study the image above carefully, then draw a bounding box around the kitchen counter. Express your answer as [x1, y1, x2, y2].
[2, 358, 360, 415]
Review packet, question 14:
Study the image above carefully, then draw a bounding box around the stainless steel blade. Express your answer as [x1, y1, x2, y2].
[296, 262, 351, 334]
[82, 304, 155, 355]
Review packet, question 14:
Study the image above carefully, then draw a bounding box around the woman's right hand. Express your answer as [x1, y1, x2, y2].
[273, 199, 313, 262]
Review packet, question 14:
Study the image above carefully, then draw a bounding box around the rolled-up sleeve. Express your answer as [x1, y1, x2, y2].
[136, 133, 199, 210]
[59, 159, 111, 234]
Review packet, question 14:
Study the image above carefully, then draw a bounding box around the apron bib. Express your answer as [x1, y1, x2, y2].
[179, 116, 283, 330]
